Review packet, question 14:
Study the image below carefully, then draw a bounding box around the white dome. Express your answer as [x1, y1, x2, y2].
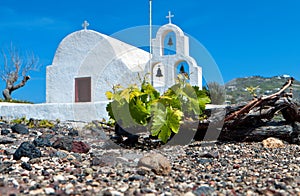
[52, 30, 105, 67]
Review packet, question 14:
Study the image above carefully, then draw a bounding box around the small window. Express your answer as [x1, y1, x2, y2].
[75, 77, 91, 102]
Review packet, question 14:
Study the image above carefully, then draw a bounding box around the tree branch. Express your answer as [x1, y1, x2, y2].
[11, 75, 31, 91]
[225, 78, 294, 122]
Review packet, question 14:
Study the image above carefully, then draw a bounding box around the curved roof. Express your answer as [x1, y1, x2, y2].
[52, 30, 105, 66]
[51, 29, 149, 71]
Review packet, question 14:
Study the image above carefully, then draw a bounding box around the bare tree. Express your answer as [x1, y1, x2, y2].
[0, 44, 39, 101]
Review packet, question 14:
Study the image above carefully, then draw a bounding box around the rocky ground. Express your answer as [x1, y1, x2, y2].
[0, 120, 300, 196]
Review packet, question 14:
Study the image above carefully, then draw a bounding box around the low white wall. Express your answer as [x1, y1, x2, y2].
[0, 102, 109, 122]
[0, 102, 227, 122]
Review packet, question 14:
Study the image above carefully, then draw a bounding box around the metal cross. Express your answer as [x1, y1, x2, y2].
[82, 20, 89, 30]
[166, 11, 174, 24]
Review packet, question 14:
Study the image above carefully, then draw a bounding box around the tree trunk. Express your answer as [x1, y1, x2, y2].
[2, 89, 11, 101]
[2, 75, 30, 101]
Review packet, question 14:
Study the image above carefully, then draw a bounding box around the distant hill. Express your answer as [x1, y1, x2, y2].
[225, 75, 300, 104]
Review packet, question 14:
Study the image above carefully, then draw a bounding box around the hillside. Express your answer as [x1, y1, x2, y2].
[225, 75, 300, 104]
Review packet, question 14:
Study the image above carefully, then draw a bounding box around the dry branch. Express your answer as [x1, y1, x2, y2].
[225, 78, 294, 122]
[196, 78, 300, 144]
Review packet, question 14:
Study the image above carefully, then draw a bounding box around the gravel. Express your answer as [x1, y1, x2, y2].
[0, 120, 300, 195]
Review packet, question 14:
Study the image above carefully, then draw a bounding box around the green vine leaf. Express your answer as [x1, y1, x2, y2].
[150, 103, 183, 143]
[129, 98, 150, 125]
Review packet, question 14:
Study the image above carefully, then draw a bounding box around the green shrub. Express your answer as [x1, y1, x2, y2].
[11, 117, 28, 124]
[11, 117, 55, 128]
[0, 99, 33, 104]
[106, 76, 210, 144]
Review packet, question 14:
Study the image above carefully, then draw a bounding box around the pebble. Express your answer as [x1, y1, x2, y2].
[11, 124, 29, 134]
[44, 187, 55, 194]
[84, 168, 93, 175]
[29, 189, 44, 195]
[53, 175, 65, 182]
[13, 142, 42, 160]
[65, 183, 74, 194]
[1, 129, 10, 135]
[184, 192, 196, 196]
[21, 162, 32, 171]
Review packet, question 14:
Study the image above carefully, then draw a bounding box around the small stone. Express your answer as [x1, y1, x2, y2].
[21, 157, 30, 162]
[66, 154, 76, 161]
[138, 153, 171, 176]
[246, 190, 256, 196]
[21, 171, 30, 176]
[84, 168, 93, 175]
[68, 129, 79, 136]
[33, 136, 51, 147]
[199, 151, 219, 158]
[91, 154, 116, 167]
[42, 170, 50, 176]
[71, 141, 90, 153]
[13, 142, 42, 160]
[29, 189, 44, 195]
[233, 164, 240, 169]
[21, 162, 32, 171]
[1, 129, 10, 135]
[0, 136, 14, 144]
[11, 124, 29, 134]
[193, 185, 215, 195]
[144, 194, 156, 196]
[54, 150, 68, 159]
[109, 190, 123, 196]
[137, 167, 150, 176]
[53, 175, 65, 182]
[85, 175, 93, 182]
[32, 163, 43, 170]
[91, 181, 100, 187]
[262, 137, 284, 148]
[29, 158, 42, 164]
[11, 179, 19, 188]
[52, 136, 73, 151]
[184, 193, 195, 196]
[0, 161, 13, 173]
[65, 183, 74, 194]
[4, 148, 15, 155]
[44, 187, 55, 195]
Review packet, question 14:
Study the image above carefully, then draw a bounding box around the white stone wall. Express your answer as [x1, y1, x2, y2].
[0, 102, 109, 121]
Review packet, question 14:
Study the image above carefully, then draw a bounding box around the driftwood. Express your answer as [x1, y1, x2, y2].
[196, 78, 300, 144]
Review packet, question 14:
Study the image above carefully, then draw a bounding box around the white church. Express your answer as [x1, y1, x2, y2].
[0, 12, 203, 121]
[47, 13, 202, 104]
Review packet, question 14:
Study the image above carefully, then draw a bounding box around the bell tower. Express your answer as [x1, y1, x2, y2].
[147, 11, 202, 90]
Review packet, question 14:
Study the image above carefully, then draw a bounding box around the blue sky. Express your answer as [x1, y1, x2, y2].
[0, 0, 300, 103]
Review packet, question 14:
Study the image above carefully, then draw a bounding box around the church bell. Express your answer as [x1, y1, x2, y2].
[156, 67, 163, 77]
[167, 36, 173, 46]
[180, 64, 185, 74]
